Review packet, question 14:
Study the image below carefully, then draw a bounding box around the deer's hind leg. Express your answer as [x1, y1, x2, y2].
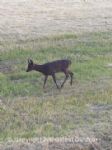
[68, 71, 73, 85]
[61, 70, 73, 88]
[61, 70, 69, 88]
[52, 74, 60, 89]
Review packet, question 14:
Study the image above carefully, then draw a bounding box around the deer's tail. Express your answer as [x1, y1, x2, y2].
[68, 60, 72, 65]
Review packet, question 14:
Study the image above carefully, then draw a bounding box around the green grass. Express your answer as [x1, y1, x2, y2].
[0, 96, 89, 139]
[0, 31, 112, 141]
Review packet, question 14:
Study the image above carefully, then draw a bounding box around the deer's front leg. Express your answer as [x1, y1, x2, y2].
[43, 75, 48, 88]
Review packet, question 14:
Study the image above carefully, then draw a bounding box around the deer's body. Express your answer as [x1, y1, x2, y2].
[32, 59, 71, 75]
[26, 59, 73, 89]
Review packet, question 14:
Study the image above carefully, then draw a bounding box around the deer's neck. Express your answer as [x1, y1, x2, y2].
[33, 64, 44, 73]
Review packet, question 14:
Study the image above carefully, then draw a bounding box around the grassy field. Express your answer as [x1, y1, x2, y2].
[0, 31, 112, 149]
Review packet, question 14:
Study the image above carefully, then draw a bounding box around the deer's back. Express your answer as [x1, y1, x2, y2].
[42, 59, 71, 75]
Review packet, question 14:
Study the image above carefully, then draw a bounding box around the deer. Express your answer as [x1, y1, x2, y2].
[26, 59, 73, 89]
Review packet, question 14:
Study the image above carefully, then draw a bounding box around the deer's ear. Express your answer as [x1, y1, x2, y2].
[28, 59, 33, 65]
[28, 59, 30, 64]
[29, 59, 33, 65]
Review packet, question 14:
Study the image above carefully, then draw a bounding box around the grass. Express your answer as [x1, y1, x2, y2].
[0, 31, 112, 142]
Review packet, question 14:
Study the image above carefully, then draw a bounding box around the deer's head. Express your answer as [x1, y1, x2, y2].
[26, 59, 34, 72]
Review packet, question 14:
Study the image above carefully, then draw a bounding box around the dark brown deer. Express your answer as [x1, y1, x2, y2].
[26, 59, 73, 89]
